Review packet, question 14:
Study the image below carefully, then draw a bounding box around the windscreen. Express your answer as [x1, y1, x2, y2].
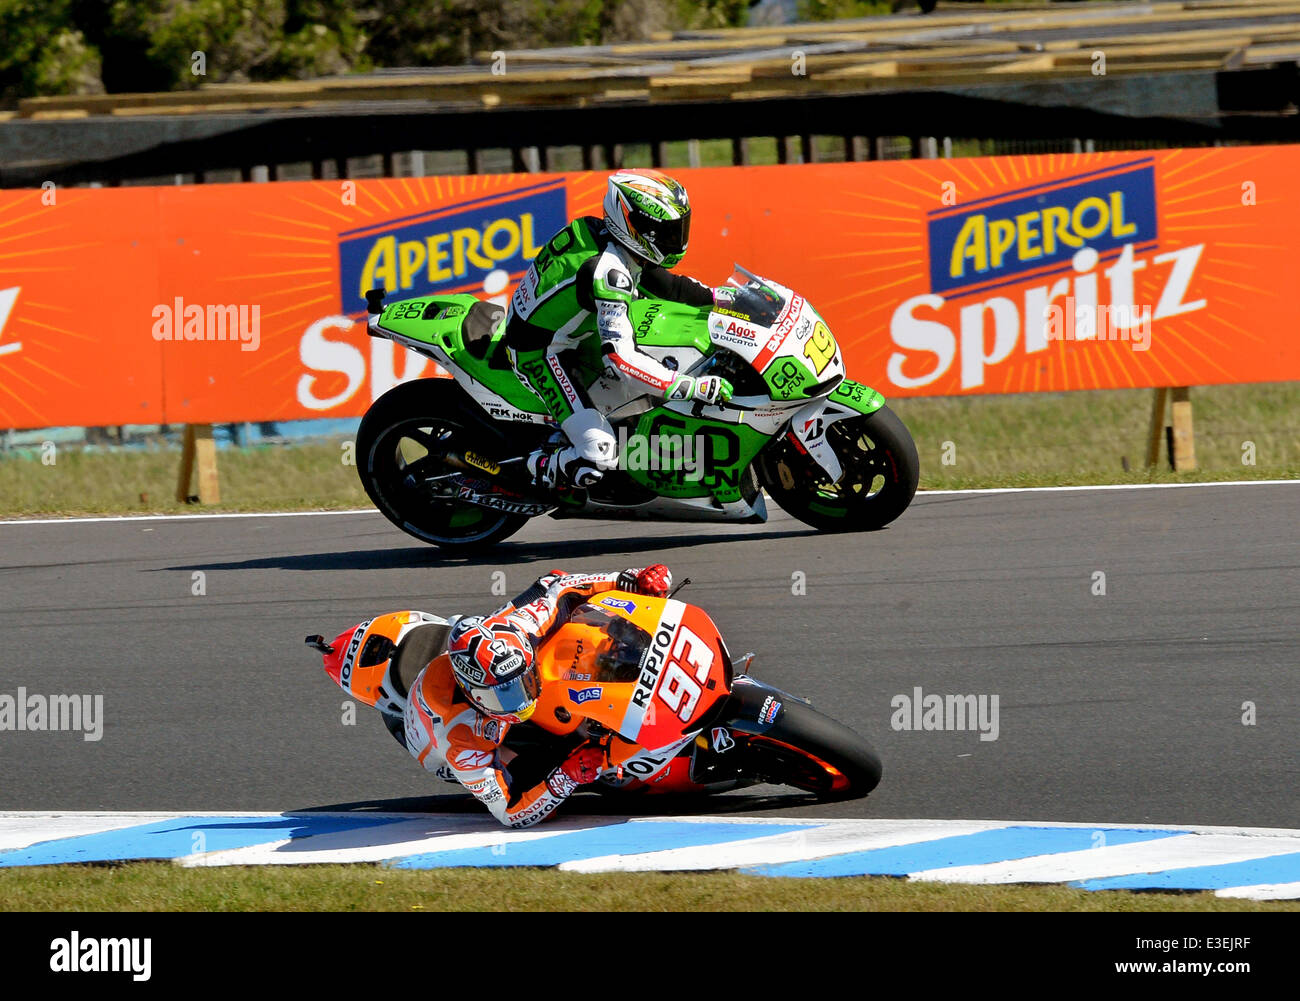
[568, 605, 652, 683]
[711, 266, 790, 328]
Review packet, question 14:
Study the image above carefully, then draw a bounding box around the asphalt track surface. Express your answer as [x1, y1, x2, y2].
[1, 482, 1296, 829]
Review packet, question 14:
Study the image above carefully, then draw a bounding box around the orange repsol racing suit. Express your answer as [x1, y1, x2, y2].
[402, 566, 671, 828]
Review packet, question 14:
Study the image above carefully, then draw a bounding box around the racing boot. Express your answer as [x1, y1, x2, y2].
[526, 443, 604, 492]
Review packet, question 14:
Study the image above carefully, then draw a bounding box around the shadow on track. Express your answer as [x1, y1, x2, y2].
[294, 789, 826, 818]
[163, 528, 813, 572]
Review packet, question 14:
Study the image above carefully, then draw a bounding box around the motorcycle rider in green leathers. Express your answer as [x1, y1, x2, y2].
[504, 169, 734, 490]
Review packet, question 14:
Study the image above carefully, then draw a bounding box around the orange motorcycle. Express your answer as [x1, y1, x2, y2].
[310, 591, 882, 802]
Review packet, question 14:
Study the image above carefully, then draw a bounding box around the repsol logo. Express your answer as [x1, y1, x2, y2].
[928, 162, 1156, 295]
[338, 181, 566, 303]
[339, 619, 371, 688]
[632, 619, 678, 708]
[623, 751, 668, 776]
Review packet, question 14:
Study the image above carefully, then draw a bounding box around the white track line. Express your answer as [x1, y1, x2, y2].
[560, 819, 1009, 874]
[0, 479, 1294, 527]
[909, 833, 1300, 885]
[1217, 881, 1300, 901]
[0, 814, 184, 853]
[918, 480, 1297, 497]
[0, 509, 378, 527]
[183, 817, 587, 868]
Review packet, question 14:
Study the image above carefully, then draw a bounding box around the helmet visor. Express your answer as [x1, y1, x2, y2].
[627, 202, 690, 261]
[468, 668, 541, 719]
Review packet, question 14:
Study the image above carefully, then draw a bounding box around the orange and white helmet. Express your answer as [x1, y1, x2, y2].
[447, 616, 540, 723]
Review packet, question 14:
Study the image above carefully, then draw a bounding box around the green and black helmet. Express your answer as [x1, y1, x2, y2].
[602, 169, 692, 268]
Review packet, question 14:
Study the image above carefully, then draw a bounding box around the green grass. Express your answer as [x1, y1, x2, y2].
[891, 382, 1300, 490]
[0, 863, 1293, 911]
[0, 383, 1295, 518]
[0, 442, 370, 518]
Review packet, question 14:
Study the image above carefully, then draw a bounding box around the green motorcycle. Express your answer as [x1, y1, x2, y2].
[357, 267, 918, 552]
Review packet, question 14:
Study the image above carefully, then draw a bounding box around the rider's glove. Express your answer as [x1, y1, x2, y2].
[546, 745, 606, 797]
[618, 564, 672, 598]
[666, 374, 733, 405]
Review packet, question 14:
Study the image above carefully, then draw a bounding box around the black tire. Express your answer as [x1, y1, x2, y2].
[356, 378, 532, 552]
[757, 404, 918, 532]
[742, 698, 882, 800]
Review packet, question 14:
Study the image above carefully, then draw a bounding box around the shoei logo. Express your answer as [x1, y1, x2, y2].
[486, 638, 526, 678]
[928, 162, 1156, 295]
[495, 652, 525, 675]
[339, 180, 566, 303]
[568, 686, 602, 705]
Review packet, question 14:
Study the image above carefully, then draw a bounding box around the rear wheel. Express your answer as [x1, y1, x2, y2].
[742, 698, 882, 800]
[357, 379, 533, 552]
[757, 404, 918, 532]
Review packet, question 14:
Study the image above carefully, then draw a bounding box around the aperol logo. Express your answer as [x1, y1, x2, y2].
[927, 162, 1158, 295]
[337, 180, 566, 304]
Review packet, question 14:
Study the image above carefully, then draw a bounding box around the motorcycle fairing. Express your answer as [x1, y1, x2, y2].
[786, 379, 886, 483]
[532, 595, 730, 750]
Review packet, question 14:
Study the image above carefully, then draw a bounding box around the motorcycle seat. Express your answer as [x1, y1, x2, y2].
[462, 301, 506, 360]
[388, 622, 451, 700]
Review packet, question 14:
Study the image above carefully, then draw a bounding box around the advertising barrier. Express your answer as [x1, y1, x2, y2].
[1, 147, 1296, 430]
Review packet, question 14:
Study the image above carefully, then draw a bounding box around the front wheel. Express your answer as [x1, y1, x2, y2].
[356, 379, 533, 552]
[757, 404, 918, 532]
[742, 697, 882, 800]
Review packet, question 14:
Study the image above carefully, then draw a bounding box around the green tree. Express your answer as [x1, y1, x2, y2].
[0, 0, 102, 103]
[108, 1, 367, 88]
[2, 0, 764, 101]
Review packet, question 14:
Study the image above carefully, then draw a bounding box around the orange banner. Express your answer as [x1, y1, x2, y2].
[1, 146, 1297, 429]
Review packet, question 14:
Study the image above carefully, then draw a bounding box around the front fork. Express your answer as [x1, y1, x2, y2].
[782, 379, 886, 483]
[688, 677, 812, 785]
